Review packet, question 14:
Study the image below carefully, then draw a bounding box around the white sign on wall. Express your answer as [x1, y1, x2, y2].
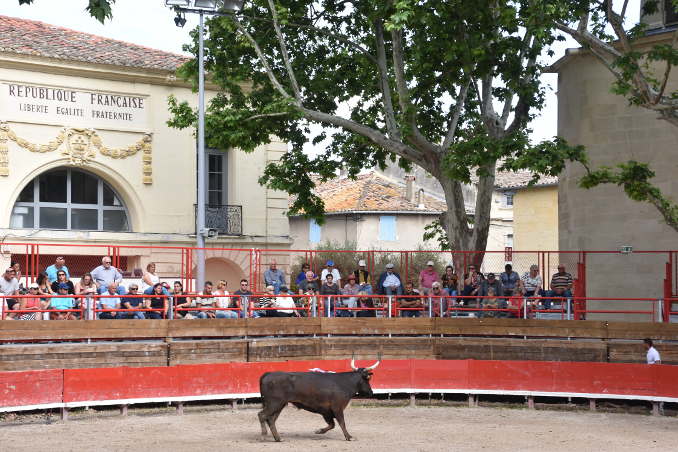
[0, 82, 149, 131]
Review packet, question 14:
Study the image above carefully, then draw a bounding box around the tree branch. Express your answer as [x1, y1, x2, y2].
[654, 29, 678, 105]
[391, 27, 438, 154]
[244, 112, 290, 121]
[374, 19, 401, 141]
[442, 77, 470, 150]
[267, 0, 302, 100]
[232, 17, 295, 102]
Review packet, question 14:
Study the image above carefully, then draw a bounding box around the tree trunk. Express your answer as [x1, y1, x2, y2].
[438, 166, 495, 286]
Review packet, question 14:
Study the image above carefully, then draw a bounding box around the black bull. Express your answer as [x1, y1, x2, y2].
[258, 360, 380, 441]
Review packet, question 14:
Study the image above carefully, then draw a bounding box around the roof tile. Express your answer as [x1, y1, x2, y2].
[0, 15, 189, 71]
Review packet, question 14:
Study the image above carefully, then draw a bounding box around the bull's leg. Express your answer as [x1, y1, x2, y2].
[314, 413, 336, 434]
[258, 409, 269, 436]
[258, 399, 286, 441]
[333, 409, 353, 441]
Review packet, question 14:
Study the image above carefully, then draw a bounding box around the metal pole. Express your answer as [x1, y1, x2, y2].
[428, 296, 433, 318]
[388, 296, 392, 318]
[566, 298, 571, 320]
[196, 10, 207, 292]
[311, 295, 317, 318]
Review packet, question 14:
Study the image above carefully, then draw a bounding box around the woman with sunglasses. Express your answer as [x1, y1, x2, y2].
[51, 270, 75, 294]
[19, 283, 49, 320]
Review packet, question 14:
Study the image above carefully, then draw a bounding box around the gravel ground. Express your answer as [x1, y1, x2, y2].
[1, 404, 677, 451]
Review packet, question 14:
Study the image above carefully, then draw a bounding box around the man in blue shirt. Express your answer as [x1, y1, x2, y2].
[98, 282, 122, 319]
[264, 260, 285, 295]
[51, 282, 77, 320]
[91, 256, 125, 295]
[45, 256, 69, 283]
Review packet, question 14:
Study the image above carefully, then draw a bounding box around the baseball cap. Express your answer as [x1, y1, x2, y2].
[487, 273, 496, 278]
[29, 282, 40, 289]
[386, 263, 394, 269]
[266, 285, 274, 291]
[358, 259, 366, 266]
[432, 281, 441, 288]
[326, 260, 334, 266]
[426, 260, 434, 266]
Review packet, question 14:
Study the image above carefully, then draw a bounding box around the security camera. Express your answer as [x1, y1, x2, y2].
[199, 228, 219, 239]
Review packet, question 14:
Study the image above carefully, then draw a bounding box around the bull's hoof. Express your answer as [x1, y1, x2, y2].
[314, 429, 327, 434]
[274, 438, 282, 442]
[345, 436, 354, 441]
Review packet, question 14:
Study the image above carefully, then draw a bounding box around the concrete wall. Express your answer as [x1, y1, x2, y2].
[513, 185, 558, 251]
[557, 37, 678, 310]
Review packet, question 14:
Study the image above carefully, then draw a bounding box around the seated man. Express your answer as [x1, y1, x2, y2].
[550, 264, 573, 298]
[122, 284, 145, 319]
[341, 274, 361, 317]
[543, 285, 570, 310]
[91, 256, 126, 295]
[264, 260, 286, 295]
[233, 279, 253, 318]
[272, 286, 299, 318]
[418, 261, 439, 295]
[252, 285, 276, 318]
[0, 267, 20, 319]
[353, 259, 372, 294]
[51, 283, 79, 320]
[377, 263, 403, 296]
[98, 283, 122, 319]
[319, 273, 341, 317]
[500, 264, 520, 296]
[196, 281, 218, 319]
[430, 282, 450, 317]
[399, 282, 423, 317]
[356, 291, 376, 317]
[298, 271, 319, 295]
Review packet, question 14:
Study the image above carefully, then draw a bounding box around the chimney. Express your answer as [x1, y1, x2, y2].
[405, 175, 416, 202]
[416, 188, 425, 209]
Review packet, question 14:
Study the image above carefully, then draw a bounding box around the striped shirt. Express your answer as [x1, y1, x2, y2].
[550, 272, 573, 289]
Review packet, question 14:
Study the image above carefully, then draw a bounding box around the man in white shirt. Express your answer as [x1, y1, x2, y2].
[0, 267, 20, 319]
[644, 338, 661, 364]
[273, 286, 299, 317]
[320, 260, 341, 285]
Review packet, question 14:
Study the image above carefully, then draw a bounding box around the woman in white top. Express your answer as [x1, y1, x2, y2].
[141, 262, 160, 292]
[214, 279, 238, 318]
[520, 265, 543, 297]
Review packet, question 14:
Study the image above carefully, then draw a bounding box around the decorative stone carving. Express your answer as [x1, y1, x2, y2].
[0, 122, 152, 182]
[63, 128, 96, 165]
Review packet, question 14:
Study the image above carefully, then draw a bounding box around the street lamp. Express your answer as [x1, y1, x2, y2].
[165, 0, 244, 291]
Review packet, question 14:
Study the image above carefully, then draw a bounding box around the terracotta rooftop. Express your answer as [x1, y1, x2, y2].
[0, 15, 189, 71]
[306, 172, 446, 214]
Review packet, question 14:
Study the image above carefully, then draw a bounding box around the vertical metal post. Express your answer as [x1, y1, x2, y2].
[195, 10, 207, 292]
[523, 297, 527, 319]
[311, 295, 317, 318]
[428, 296, 433, 318]
[387, 296, 392, 318]
[566, 298, 571, 320]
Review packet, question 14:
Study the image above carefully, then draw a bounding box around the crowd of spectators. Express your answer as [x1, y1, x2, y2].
[0, 255, 575, 320]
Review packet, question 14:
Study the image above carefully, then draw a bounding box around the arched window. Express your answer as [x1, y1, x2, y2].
[10, 168, 130, 231]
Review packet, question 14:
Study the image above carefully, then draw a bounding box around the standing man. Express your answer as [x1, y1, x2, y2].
[91, 256, 124, 294]
[644, 338, 661, 364]
[46, 256, 69, 283]
[0, 267, 20, 319]
[320, 260, 341, 285]
[418, 261, 439, 295]
[550, 264, 573, 297]
[264, 260, 285, 295]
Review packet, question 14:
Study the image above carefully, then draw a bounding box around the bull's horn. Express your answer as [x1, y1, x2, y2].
[350, 353, 358, 370]
[365, 353, 382, 370]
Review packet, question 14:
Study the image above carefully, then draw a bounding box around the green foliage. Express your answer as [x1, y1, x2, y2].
[18, 0, 115, 23]
[167, 0, 583, 252]
[423, 220, 452, 251]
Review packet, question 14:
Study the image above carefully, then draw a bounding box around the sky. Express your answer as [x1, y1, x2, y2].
[1, 1, 639, 151]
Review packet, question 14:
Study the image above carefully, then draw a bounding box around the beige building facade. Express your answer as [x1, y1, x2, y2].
[0, 16, 290, 286]
[511, 185, 558, 252]
[553, 9, 678, 318]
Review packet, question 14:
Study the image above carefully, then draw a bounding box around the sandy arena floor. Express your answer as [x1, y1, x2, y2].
[1, 404, 677, 451]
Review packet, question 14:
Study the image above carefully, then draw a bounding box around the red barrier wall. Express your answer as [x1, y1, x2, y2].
[3, 360, 678, 411]
[0, 369, 63, 409]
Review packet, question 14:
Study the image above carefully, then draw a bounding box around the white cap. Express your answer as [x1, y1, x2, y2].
[386, 263, 394, 269]
[426, 260, 434, 266]
[358, 259, 366, 266]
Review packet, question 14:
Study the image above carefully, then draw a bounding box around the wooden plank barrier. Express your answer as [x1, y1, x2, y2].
[3, 359, 678, 412]
[2, 318, 678, 342]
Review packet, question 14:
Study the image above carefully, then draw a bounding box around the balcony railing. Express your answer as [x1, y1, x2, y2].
[195, 204, 242, 236]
